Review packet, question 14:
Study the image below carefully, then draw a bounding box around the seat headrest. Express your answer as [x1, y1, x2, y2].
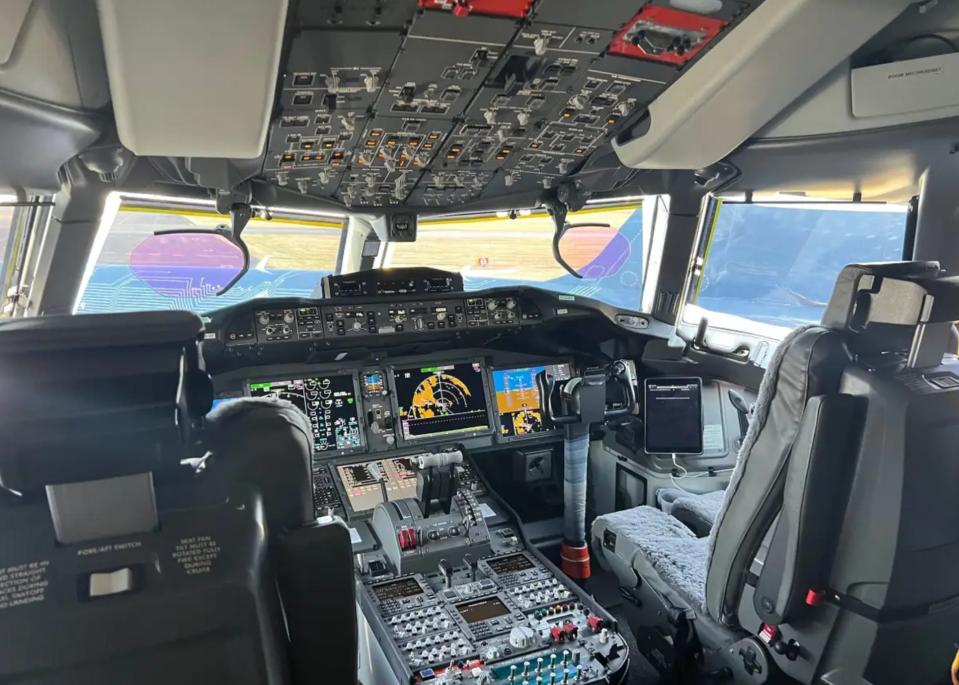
[0, 311, 212, 493]
[821, 261, 959, 358]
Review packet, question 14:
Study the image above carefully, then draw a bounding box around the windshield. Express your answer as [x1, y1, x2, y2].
[687, 200, 909, 333]
[382, 203, 647, 311]
[75, 196, 648, 315]
[76, 197, 345, 314]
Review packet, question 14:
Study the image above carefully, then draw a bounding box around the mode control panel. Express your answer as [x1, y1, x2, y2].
[221, 290, 549, 348]
[389, 299, 466, 333]
[324, 303, 387, 337]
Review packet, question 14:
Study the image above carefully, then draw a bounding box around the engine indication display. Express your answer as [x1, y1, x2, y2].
[492, 363, 572, 438]
[248, 374, 363, 454]
[336, 456, 419, 513]
[393, 361, 491, 441]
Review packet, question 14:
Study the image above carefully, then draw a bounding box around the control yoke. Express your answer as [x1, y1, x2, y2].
[536, 362, 636, 435]
[536, 361, 636, 580]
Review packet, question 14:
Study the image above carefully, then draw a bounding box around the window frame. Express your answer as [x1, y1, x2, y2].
[0, 196, 54, 318]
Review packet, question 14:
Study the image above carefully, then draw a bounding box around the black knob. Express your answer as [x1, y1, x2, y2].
[438, 559, 454, 588]
[463, 553, 477, 581]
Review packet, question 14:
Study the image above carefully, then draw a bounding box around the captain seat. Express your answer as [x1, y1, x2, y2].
[593, 262, 959, 684]
[0, 312, 355, 685]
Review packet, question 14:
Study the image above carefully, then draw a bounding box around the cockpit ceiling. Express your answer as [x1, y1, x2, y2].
[0, 0, 934, 207]
[256, 0, 764, 210]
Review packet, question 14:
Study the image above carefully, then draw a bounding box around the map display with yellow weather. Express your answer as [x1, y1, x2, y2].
[394, 361, 491, 440]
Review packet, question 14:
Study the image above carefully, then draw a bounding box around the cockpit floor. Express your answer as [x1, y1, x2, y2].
[585, 568, 660, 684]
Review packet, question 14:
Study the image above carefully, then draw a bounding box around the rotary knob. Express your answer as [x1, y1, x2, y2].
[505, 297, 517, 310]
[257, 312, 271, 325]
[508, 625, 537, 649]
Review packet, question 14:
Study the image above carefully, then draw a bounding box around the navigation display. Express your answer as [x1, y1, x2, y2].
[492, 363, 572, 438]
[393, 361, 491, 441]
[248, 375, 363, 454]
[644, 377, 704, 455]
[336, 456, 419, 513]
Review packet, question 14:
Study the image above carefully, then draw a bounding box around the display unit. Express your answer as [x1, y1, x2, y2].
[643, 377, 704, 455]
[489, 361, 572, 441]
[334, 455, 419, 514]
[390, 359, 493, 443]
[247, 372, 366, 455]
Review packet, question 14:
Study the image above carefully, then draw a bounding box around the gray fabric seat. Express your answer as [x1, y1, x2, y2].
[592, 262, 959, 684]
[593, 323, 848, 618]
[593, 505, 708, 608]
[658, 488, 726, 537]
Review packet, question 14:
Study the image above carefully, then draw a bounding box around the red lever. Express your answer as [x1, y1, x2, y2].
[805, 588, 826, 607]
[587, 615, 605, 633]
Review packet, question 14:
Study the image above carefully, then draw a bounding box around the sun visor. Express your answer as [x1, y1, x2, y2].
[97, 0, 288, 158]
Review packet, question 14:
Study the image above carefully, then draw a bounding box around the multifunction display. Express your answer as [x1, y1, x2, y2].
[393, 361, 491, 441]
[492, 363, 572, 438]
[248, 374, 362, 454]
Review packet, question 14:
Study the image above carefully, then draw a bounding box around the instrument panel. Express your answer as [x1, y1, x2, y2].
[215, 353, 573, 519]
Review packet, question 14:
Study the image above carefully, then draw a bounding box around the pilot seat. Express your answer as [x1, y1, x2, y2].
[593, 262, 959, 685]
[0, 312, 355, 684]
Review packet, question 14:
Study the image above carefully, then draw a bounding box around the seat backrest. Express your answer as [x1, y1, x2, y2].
[706, 262, 959, 684]
[0, 312, 353, 685]
[205, 397, 358, 685]
[704, 324, 849, 621]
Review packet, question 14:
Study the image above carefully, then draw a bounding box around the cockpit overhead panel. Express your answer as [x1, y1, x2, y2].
[260, 0, 766, 209]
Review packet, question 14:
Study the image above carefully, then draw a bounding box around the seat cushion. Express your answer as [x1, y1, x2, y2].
[592, 506, 708, 609]
[670, 490, 726, 537]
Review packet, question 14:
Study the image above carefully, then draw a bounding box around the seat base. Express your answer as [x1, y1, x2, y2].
[592, 505, 708, 610]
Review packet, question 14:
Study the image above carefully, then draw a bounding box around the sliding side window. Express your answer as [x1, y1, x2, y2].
[685, 197, 910, 338]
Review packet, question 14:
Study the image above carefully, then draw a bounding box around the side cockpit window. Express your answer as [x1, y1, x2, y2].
[684, 196, 910, 340]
